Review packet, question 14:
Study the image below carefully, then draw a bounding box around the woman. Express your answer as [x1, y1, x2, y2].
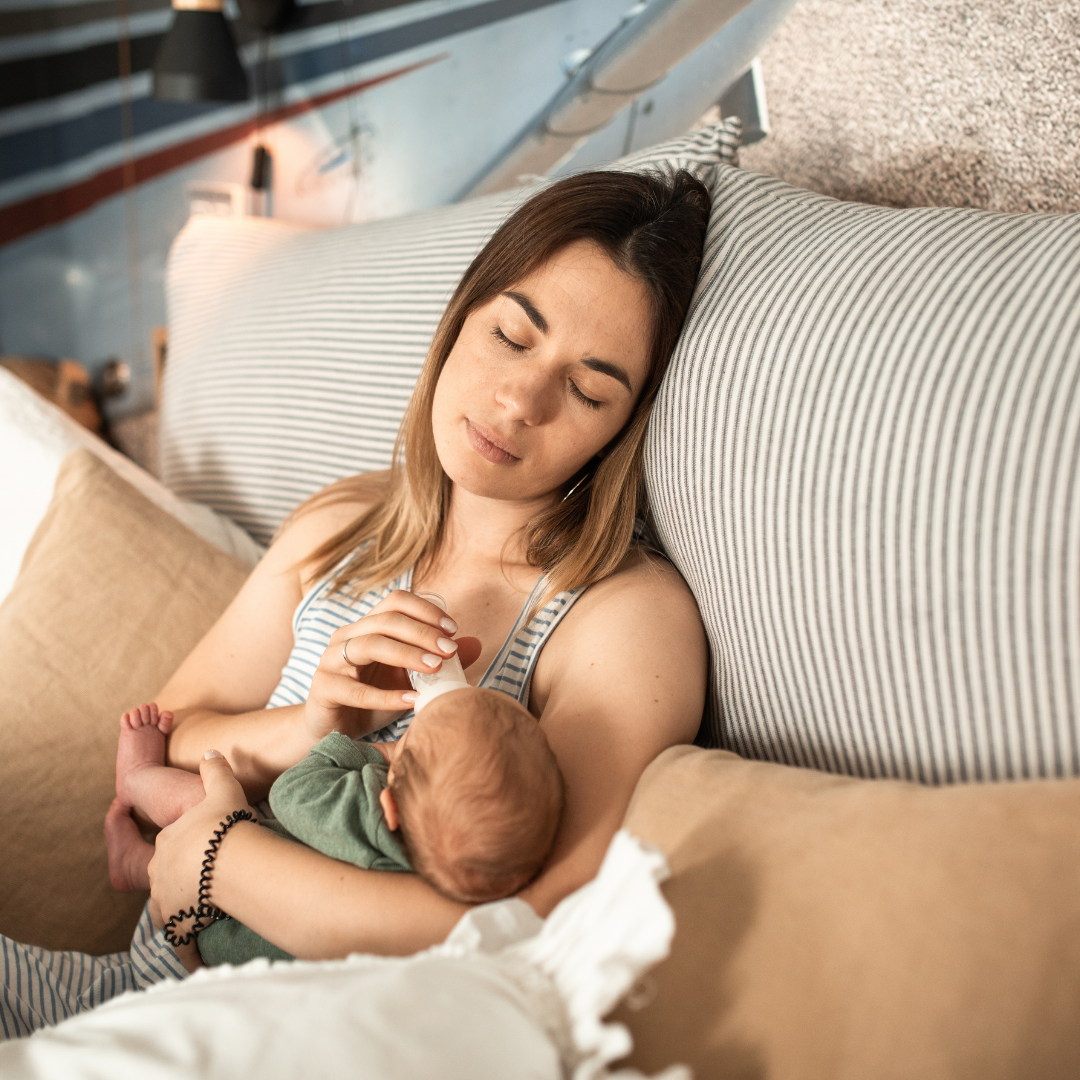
[1, 168, 710, 1035]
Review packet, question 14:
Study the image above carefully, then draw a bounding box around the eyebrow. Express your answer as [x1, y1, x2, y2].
[502, 290, 633, 395]
[581, 357, 633, 394]
[503, 291, 547, 333]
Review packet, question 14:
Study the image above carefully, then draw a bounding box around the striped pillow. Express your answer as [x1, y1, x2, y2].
[645, 165, 1080, 781]
[160, 121, 740, 545]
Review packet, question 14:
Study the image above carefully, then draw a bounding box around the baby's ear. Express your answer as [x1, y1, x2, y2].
[379, 786, 400, 832]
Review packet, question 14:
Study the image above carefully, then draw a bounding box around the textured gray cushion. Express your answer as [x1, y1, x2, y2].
[161, 122, 740, 545]
[645, 165, 1080, 780]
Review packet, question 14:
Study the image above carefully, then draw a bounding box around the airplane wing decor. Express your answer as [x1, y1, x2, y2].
[462, 0, 794, 198]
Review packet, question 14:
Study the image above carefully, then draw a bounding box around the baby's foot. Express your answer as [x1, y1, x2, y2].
[116, 702, 173, 805]
[104, 798, 154, 892]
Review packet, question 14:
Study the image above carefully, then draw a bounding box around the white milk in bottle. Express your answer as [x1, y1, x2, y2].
[408, 592, 471, 712]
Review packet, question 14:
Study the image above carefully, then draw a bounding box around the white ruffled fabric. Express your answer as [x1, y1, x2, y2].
[0, 830, 687, 1080]
[443, 830, 686, 1080]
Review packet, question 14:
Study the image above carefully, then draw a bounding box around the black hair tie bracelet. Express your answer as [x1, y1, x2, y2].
[163, 809, 255, 948]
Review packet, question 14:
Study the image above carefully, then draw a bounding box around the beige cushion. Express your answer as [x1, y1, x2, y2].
[617, 745, 1080, 1080]
[0, 449, 249, 954]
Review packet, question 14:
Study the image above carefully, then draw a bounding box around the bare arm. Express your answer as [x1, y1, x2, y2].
[209, 826, 466, 957]
[520, 556, 706, 914]
[149, 555, 706, 955]
[149, 753, 467, 958]
[157, 498, 368, 798]
[156, 478, 471, 800]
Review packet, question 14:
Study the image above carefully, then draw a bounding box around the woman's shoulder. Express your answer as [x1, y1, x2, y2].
[530, 546, 706, 726]
[584, 547, 696, 612]
[553, 547, 702, 649]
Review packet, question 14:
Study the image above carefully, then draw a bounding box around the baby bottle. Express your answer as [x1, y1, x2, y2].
[408, 592, 470, 712]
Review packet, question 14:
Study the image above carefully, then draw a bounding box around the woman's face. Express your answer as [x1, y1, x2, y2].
[431, 239, 652, 503]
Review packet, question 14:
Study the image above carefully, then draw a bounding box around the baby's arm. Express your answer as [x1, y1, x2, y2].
[269, 734, 408, 871]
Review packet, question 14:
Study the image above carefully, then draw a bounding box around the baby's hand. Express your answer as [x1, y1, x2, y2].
[120, 702, 174, 735]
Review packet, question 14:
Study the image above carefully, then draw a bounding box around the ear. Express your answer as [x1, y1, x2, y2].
[379, 786, 400, 832]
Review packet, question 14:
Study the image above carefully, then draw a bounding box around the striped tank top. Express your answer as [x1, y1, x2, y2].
[267, 562, 585, 742]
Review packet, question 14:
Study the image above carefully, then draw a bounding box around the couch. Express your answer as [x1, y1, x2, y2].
[1, 121, 1078, 1077]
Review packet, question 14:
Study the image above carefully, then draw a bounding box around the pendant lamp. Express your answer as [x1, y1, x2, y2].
[152, 0, 249, 103]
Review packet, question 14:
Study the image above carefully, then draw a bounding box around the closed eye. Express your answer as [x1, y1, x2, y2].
[569, 380, 602, 410]
[492, 325, 602, 409]
[491, 326, 527, 353]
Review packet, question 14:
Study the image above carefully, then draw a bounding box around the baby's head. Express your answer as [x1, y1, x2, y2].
[379, 688, 564, 903]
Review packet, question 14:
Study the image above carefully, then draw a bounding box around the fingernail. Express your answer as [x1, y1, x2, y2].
[422, 653, 442, 669]
[204, 749, 223, 760]
[402, 692, 418, 704]
[437, 637, 458, 654]
[440, 616, 458, 634]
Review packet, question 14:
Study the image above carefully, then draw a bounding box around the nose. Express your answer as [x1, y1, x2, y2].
[493, 364, 556, 426]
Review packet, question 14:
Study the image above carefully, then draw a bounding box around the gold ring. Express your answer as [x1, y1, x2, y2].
[342, 638, 356, 667]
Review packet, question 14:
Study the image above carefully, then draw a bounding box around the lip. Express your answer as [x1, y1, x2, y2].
[466, 419, 520, 465]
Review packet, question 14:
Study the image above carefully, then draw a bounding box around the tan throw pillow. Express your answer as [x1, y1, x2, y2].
[617, 745, 1080, 1080]
[0, 449, 250, 954]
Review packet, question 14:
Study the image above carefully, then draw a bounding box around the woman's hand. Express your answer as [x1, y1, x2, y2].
[148, 751, 257, 925]
[303, 589, 481, 742]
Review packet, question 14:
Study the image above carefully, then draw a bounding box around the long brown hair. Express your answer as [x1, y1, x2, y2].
[298, 169, 710, 605]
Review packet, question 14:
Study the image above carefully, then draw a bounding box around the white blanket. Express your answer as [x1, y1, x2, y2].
[0, 831, 687, 1080]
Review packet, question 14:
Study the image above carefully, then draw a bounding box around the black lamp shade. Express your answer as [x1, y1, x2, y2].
[238, 0, 293, 32]
[152, 9, 249, 103]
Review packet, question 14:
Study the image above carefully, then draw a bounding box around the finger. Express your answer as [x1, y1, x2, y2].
[327, 595, 446, 646]
[198, 750, 248, 805]
[364, 589, 459, 634]
[314, 671, 419, 713]
[334, 610, 460, 662]
[335, 626, 458, 676]
[364, 665, 414, 694]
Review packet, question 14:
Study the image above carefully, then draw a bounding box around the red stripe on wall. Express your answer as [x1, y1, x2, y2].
[0, 55, 441, 247]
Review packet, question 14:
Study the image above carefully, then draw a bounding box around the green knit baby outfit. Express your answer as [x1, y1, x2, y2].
[196, 732, 411, 966]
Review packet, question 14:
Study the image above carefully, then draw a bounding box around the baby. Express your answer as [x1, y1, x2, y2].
[105, 687, 565, 968]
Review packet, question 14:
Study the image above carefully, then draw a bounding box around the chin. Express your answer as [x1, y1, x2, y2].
[437, 445, 552, 504]
[434, 415, 575, 505]
[434, 423, 505, 492]
[447, 463, 536, 502]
